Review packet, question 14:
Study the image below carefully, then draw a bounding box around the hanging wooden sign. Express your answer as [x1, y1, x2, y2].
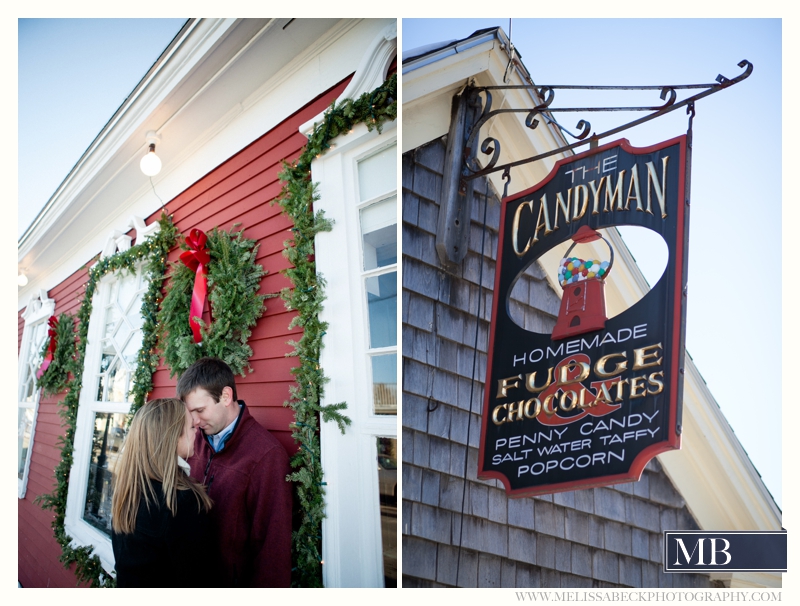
[478, 136, 689, 497]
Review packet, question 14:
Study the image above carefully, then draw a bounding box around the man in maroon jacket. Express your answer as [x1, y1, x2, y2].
[178, 357, 292, 587]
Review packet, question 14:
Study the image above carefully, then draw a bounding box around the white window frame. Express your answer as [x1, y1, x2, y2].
[18, 290, 55, 499]
[64, 262, 147, 571]
[312, 123, 398, 588]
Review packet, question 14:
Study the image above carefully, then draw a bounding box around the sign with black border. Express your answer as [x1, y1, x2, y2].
[478, 137, 689, 497]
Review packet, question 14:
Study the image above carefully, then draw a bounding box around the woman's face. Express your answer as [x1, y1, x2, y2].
[177, 408, 195, 459]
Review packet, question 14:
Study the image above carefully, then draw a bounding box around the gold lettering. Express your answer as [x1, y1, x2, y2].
[525, 367, 553, 393]
[542, 393, 557, 416]
[558, 360, 591, 385]
[626, 163, 642, 211]
[589, 177, 606, 215]
[605, 170, 625, 211]
[614, 378, 628, 402]
[524, 398, 541, 419]
[512, 201, 534, 257]
[507, 400, 524, 423]
[646, 156, 669, 218]
[577, 387, 592, 409]
[573, 184, 589, 221]
[594, 352, 628, 378]
[647, 371, 665, 395]
[633, 343, 663, 370]
[560, 390, 578, 412]
[554, 189, 571, 230]
[629, 376, 647, 399]
[492, 404, 508, 425]
[497, 374, 523, 398]
[594, 382, 615, 405]
[533, 194, 553, 242]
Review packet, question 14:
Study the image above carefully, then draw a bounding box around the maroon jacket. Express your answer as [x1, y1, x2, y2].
[188, 402, 292, 587]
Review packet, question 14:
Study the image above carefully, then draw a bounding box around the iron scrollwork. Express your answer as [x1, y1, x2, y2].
[459, 59, 753, 184]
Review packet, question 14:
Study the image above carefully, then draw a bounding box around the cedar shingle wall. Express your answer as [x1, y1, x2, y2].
[18, 75, 351, 588]
[401, 137, 712, 589]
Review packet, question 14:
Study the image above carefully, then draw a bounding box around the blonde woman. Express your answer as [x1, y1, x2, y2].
[111, 398, 217, 587]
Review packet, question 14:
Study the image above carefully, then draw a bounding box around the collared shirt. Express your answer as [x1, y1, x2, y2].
[177, 456, 191, 476]
[208, 404, 242, 452]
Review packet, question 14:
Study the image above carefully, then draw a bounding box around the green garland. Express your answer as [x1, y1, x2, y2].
[35, 213, 176, 587]
[157, 225, 270, 377]
[275, 72, 397, 587]
[36, 313, 76, 397]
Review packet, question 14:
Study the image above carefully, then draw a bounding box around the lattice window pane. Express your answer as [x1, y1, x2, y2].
[20, 321, 48, 403]
[95, 269, 146, 404]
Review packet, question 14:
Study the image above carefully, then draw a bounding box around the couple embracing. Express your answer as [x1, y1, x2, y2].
[110, 357, 292, 587]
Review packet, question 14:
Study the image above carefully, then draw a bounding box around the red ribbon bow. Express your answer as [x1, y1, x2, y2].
[36, 315, 59, 379]
[179, 229, 211, 344]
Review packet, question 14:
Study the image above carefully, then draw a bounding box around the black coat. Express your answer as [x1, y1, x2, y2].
[111, 480, 218, 587]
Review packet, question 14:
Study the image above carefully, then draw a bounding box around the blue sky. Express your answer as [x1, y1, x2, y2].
[404, 19, 783, 508]
[18, 18, 187, 239]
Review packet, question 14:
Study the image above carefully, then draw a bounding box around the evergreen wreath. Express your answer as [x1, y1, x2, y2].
[157, 225, 270, 378]
[275, 71, 396, 587]
[35, 213, 176, 587]
[36, 313, 76, 397]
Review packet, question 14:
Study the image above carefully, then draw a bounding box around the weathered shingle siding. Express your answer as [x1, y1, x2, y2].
[401, 137, 711, 589]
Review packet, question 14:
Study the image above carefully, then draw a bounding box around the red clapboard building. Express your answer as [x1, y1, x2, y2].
[18, 18, 397, 588]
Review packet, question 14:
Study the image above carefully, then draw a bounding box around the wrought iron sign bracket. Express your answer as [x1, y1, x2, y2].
[461, 59, 752, 185]
[435, 59, 751, 268]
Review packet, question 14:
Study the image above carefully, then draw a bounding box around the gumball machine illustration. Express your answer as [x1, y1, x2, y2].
[551, 225, 614, 341]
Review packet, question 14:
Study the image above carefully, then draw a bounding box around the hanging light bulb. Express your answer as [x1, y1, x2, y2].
[140, 131, 162, 176]
[18, 272, 28, 287]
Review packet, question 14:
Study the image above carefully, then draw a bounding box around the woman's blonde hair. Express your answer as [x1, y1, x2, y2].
[112, 398, 211, 534]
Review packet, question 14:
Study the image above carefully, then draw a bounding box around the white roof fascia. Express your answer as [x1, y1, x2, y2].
[18, 19, 390, 310]
[17, 18, 236, 254]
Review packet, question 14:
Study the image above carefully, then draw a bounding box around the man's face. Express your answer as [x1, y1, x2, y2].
[183, 387, 231, 436]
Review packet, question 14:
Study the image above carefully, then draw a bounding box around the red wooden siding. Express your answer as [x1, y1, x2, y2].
[148, 74, 352, 454]
[18, 74, 351, 588]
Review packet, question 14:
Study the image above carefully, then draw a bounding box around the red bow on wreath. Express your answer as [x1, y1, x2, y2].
[179, 229, 211, 344]
[36, 315, 59, 379]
